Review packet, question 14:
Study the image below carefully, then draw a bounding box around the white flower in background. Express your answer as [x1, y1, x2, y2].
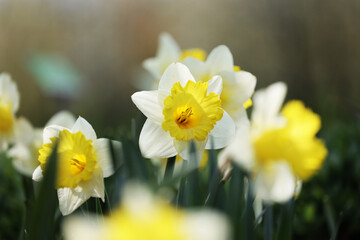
[132, 63, 235, 162]
[183, 45, 256, 121]
[8, 111, 76, 176]
[32, 116, 121, 215]
[142, 33, 207, 89]
[63, 183, 231, 240]
[0, 73, 20, 150]
[219, 82, 327, 203]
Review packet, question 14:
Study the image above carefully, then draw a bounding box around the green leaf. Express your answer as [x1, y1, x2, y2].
[27, 143, 59, 240]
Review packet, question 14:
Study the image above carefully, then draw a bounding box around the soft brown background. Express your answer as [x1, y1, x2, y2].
[1, 0, 359, 130]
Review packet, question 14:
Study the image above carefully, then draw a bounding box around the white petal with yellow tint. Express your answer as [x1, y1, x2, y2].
[207, 76, 223, 96]
[43, 125, 67, 143]
[32, 165, 43, 181]
[71, 117, 97, 142]
[131, 90, 163, 124]
[46, 110, 76, 129]
[252, 82, 287, 131]
[158, 63, 195, 93]
[94, 138, 121, 178]
[139, 119, 177, 158]
[206, 111, 235, 149]
[255, 161, 296, 203]
[206, 45, 234, 75]
[0, 73, 20, 113]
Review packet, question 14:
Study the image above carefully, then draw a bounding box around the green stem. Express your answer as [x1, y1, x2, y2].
[264, 205, 273, 240]
[164, 156, 176, 181]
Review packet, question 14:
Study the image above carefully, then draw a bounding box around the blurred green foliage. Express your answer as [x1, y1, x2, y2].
[0, 153, 23, 240]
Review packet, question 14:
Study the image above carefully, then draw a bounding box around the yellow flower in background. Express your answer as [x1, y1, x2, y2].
[0, 73, 20, 150]
[182, 45, 256, 121]
[219, 82, 327, 203]
[132, 63, 235, 162]
[8, 111, 76, 177]
[142, 33, 207, 89]
[32, 116, 121, 215]
[63, 183, 231, 240]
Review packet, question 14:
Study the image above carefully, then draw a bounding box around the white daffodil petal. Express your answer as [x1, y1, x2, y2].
[233, 71, 257, 103]
[58, 187, 91, 216]
[142, 33, 181, 79]
[63, 216, 101, 240]
[252, 82, 287, 129]
[182, 57, 208, 80]
[157, 89, 170, 108]
[206, 111, 235, 149]
[32, 165, 43, 181]
[207, 76, 223, 96]
[219, 114, 255, 171]
[79, 170, 105, 201]
[139, 119, 177, 159]
[255, 161, 296, 203]
[9, 143, 37, 176]
[13, 117, 34, 145]
[143, 58, 165, 80]
[131, 90, 163, 124]
[71, 117, 97, 142]
[206, 45, 234, 74]
[43, 125, 66, 144]
[173, 139, 187, 156]
[178, 140, 207, 166]
[157, 32, 181, 61]
[46, 110, 76, 129]
[95, 138, 119, 178]
[158, 63, 195, 92]
[0, 73, 20, 113]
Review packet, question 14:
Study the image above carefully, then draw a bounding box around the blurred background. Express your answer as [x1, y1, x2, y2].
[1, 0, 359, 129]
[1, 0, 360, 238]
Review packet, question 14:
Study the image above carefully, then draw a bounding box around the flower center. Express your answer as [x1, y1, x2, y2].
[0, 100, 14, 132]
[175, 107, 193, 128]
[38, 129, 97, 188]
[70, 153, 87, 175]
[162, 81, 223, 141]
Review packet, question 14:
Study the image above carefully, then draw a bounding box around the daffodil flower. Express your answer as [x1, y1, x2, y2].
[32, 116, 121, 215]
[8, 111, 76, 176]
[0, 73, 20, 150]
[142, 33, 207, 89]
[219, 82, 327, 203]
[182, 45, 256, 121]
[63, 183, 231, 240]
[132, 63, 235, 162]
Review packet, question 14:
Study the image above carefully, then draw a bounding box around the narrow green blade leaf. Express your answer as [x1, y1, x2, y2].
[27, 143, 58, 240]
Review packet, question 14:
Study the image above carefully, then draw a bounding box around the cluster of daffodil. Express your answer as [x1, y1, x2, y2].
[0, 32, 327, 239]
[136, 33, 327, 204]
[1, 72, 120, 216]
